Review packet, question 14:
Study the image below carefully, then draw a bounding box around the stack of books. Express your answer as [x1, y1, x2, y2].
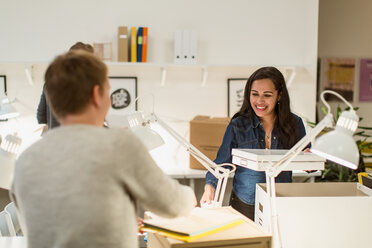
[358, 172, 372, 189]
[140, 207, 244, 242]
[118, 26, 148, 62]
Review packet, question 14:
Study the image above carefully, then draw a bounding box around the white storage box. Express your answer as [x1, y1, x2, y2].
[232, 149, 325, 171]
[255, 182, 372, 248]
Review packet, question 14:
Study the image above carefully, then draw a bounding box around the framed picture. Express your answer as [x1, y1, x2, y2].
[227, 78, 248, 117]
[0, 75, 6, 97]
[359, 58, 372, 102]
[108, 77, 137, 116]
[324, 58, 355, 101]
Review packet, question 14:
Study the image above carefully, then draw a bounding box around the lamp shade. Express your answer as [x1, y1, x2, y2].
[0, 98, 19, 120]
[125, 111, 164, 151]
[132, 126, 164, 151]
[311, 110, 359, 169]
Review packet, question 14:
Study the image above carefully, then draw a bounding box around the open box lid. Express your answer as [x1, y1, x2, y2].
[232, 149, 325, 171]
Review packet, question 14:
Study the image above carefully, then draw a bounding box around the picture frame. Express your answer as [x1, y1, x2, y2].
[108, 76, 138, 116]
[227, 78, 248, 117]
[0, 75, 7, 97]
[323, 58, 355, 101]
[359, 58, 372, 102]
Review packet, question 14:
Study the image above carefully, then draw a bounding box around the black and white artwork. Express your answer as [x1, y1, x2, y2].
[108, 77, 137, 115]
[0, 75, 6, 97]
[227, 78, 248, 117]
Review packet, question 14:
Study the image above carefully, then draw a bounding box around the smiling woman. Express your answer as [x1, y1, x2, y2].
[201, 66, 308, 220]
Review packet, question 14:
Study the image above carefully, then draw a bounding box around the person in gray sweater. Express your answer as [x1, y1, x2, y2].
[11, 51, 196, 248]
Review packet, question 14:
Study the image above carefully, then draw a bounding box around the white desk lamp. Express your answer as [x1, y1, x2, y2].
[123, 111, 236, 207]
[0, 97, 19, 120]
[264, 90, 359, 247]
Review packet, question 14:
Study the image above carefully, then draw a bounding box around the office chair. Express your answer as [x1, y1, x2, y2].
[4, 202, 22, 236]
[0, 210, 16, 236]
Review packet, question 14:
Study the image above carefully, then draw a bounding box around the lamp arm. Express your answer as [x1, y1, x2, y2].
[267, 113, 333, 177]
[152, 114, 234, 179]
[151, 114, 236, 207]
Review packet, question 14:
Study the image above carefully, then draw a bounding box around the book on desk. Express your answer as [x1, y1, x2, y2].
[141, 207, 244, 242]
[143, 207, 271, 248]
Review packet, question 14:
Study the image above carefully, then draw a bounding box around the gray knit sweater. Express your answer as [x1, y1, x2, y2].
[11, 125, 195, 248]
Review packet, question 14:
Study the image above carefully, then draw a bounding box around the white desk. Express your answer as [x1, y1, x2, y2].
[0, 237, 26, 248]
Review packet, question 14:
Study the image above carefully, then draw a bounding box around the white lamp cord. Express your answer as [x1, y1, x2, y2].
[320, 90, 354, 114]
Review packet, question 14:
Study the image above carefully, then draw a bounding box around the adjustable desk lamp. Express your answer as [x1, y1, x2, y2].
[123, 111, 236, 208]
[262, 90, 359, 247]
[0, 97, 19, 121]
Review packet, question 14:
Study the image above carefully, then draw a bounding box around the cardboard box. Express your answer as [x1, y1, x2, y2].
[255, 182, 372, 248]
[189, 116, 230, 170]
[147, 207, 271, 248]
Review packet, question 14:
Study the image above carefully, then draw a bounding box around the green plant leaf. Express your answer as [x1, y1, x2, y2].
[358, 126, 372, 130]
[320, 106, 328, 115]
[336, 106, 342, 120]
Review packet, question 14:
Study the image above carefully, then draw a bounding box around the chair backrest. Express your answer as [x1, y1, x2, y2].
[0, 210, 16, 236]
[4, 202, 22, 236]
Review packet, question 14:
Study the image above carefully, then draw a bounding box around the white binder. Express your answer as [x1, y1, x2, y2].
[182, 30, 190, 64]
[174, 30, 183, 64]
[189, 30, 198, 64]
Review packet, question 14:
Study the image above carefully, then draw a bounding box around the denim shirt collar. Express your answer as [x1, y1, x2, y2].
[252, 114, 261, 128]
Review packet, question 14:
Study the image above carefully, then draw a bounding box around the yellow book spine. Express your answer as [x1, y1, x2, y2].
[131, 27, 137, 62]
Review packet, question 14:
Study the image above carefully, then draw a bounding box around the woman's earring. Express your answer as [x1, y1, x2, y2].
[277, 101, 280, 105]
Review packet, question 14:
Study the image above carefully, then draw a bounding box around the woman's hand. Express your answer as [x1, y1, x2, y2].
[137, 217, 144, 227]
[138, 217, 145, 234]
[199, 184, 215, 206]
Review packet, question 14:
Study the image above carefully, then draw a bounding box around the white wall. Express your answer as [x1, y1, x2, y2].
[318, 0, 372, 127]
[0, 0, 319, 156]
[2, 0, 318, 67]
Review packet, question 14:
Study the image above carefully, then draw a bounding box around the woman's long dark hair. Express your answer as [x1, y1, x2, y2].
[232, 67, 300, 149]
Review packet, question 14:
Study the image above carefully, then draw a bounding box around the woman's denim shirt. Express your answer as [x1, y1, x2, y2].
[206, 113, 306, 205]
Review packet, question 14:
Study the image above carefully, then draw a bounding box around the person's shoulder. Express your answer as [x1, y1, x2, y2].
[290, 113, 304, 123]
[106, 127, 136, 139]
[15, 135, 45, 167]
[231, 115, 250, 125]
[230, 115, 254, 132]
[291, 112, 301, 119]
[105, 127, 144, 147]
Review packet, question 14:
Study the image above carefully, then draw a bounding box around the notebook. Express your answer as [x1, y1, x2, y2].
[140, 207, 245, 242]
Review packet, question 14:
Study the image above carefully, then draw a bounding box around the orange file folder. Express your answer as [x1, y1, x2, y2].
[142, 27, 148, 62]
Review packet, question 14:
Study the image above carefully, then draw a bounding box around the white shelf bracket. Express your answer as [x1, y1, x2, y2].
[201, 66, 208, 87]
[24, 63, 34, 86]
[285, 67, 296, 88]
[160, 66, 167, 87]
